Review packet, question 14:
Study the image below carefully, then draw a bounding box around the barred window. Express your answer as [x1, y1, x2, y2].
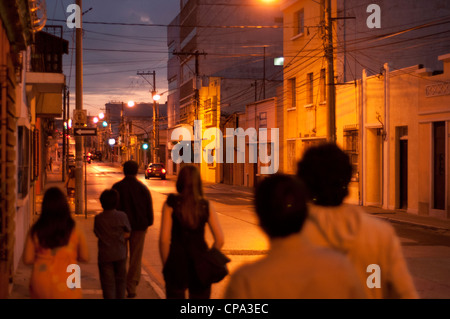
[344, 129, 359, 182]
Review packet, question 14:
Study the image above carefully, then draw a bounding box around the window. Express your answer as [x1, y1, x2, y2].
[344, 129, 359, 182]
[306, 72, 313, 105]
[294, 9, 304, 36]
[205, 112, 212, 125]
[259, 112, 267, 128]
[18, 127, 30, 198]
[288, 78, 296, 109]
[32, 129, 40, 180]
[207, 148, 215, 167]
[319, 68, 326, 103]
[204, 98, 211, 110]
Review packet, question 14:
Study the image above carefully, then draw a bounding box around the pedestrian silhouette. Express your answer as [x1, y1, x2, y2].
[297, 143, 419, 298]
[159, 164, 225, 299]
[224, 174, 366, 299]
[112, 160, 154, 298]
[94, 189, 131, 299]
[65, 167, 76, 198]
[22, 187, 89, 299]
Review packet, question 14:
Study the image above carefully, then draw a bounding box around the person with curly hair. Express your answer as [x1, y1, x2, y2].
[297, 143, 418, 299]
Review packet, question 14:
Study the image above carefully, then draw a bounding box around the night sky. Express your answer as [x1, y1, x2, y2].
[46, 0, 180, 116]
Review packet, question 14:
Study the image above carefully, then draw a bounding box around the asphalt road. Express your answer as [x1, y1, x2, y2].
[86, 162, 450, 299]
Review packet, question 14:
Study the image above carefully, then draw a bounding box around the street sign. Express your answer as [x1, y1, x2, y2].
[73, 127, 97, 136]
[73, 110, 87, 125]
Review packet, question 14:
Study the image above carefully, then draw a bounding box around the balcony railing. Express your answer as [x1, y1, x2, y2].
[27, 28, 68, 73]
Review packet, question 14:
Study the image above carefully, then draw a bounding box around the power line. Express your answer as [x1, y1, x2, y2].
[47, 18, 283, 29]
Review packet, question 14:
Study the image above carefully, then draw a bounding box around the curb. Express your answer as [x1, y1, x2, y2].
[371, 214, 450, 233]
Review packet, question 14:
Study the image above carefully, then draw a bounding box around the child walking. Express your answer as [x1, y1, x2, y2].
[94, 189, 131, 299]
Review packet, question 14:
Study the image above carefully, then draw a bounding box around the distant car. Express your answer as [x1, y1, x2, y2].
[145, 163, 166, 180]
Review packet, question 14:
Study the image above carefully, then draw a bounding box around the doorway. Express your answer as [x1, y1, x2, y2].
[433, 121, 446, 210]
[399, 139, 408, 209]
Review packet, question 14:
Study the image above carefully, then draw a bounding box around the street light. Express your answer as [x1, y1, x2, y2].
[152, 93, 161, 101]
[151, 91, 160, 163]
[120, 100, 135, 162]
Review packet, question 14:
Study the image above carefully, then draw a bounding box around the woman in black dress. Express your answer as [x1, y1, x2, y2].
[159, 164, 225, 299]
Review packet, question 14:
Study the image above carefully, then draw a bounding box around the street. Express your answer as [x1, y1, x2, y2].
[84, 162, 450, 299]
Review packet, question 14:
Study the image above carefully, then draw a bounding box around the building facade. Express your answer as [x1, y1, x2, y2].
[0, 0, 68, 297]
[282, 0, 450, 218]
[166, 0, 284, 183]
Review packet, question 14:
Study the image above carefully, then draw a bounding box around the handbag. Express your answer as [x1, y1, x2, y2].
[196, 247, 231, 286]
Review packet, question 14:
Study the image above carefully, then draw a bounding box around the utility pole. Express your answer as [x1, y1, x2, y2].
[65, 90, 69, 176]
[263, 46, 266, 100]
[137, 70, 159, 163]
[173, 51, 207, 121]
[325, 0, 336, 143]
[153, 71, 158, 164]
[62, 86, 67, 182]
[173, 51, 207, 166]
[75, 0, 84, 214]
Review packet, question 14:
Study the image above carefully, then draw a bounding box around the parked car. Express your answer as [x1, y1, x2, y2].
[145, 163, 166, 180]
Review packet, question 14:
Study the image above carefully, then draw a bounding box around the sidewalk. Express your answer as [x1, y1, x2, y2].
[9, 168, 160, 299]
[362, 205, 450, 233]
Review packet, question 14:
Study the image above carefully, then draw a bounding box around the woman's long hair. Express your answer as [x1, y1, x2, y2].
[31, 187, 75, 249]
[176, 165, 204, 229]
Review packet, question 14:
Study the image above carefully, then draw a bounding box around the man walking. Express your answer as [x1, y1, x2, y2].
[296, 143, 418, 299]
[113, 160, 154, 298]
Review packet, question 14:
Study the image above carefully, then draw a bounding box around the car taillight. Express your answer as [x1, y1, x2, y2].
[162, 169, 166, 173]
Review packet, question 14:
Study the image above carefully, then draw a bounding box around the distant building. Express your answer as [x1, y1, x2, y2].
[166, 0, 284, 182]
[104, 102, 167, 166]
